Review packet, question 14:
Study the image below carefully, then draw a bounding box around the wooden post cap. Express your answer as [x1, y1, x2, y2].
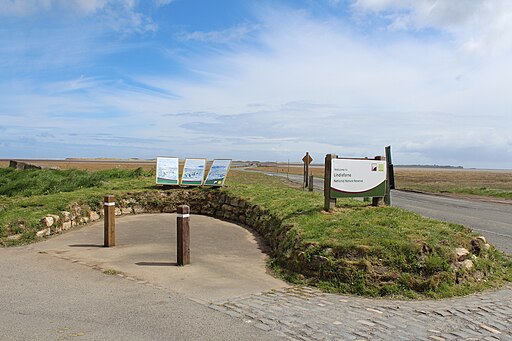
[104, 195, 115, 203]
[177, 205, 190, 215]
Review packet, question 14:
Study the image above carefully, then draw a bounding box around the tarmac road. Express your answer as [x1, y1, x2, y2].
[259, 170, 512, 254]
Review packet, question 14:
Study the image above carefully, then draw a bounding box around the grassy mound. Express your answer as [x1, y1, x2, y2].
[225, 171, 512, 298]
[0, 167, 510, 298]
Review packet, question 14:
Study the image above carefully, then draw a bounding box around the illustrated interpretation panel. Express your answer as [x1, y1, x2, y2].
[156, 157, 180, 185]
[204, 159, 231, 186]
[330, 158, 386, 198]
[181, 158, 206, 185]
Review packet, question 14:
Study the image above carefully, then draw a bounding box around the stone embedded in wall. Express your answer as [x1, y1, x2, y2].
[115, 208, 122, 216]
[51, 225, 62, 233]
[455, 247, 470, 261]
[61, 211, 72, 222]
[7, 234, 21, 241]
[89, 211, 100, 221]
[222, 204, 233, 212]
[62, 221, 72, 230]
[41, 216, 54, 228]
[36, 228, 51, 237]
[121, 207, 132, 215]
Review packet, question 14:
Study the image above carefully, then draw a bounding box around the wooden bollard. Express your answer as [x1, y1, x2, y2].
[177, 205, 190, 266]
[308, 175, 314, 192]
[104, 195, 116, 247]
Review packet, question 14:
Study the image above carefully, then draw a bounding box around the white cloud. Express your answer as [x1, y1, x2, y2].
[352, 0, 512, 54]
[177, 24, 259, 44]
[1, 4, 511, 167]
[0, 0, 156, 34]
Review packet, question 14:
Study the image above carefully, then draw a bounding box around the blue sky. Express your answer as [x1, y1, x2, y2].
[1, 0, 511, 169]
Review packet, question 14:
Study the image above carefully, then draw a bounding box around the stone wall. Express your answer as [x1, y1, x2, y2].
[37, 189, 296, 263]
[37, 188, 489, 292]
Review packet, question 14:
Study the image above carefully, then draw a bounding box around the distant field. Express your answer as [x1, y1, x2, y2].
[253, 165, 512, 200]
[0, 159, 156, 171]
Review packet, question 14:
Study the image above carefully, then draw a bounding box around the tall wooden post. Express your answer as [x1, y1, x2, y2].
[303, 152, 313, 189]
[104, 195, 116, 247]
[324, 154, 337, 211]
[372, 156, 386, 207]
[177, 205, 190, 266]
[385, 146, 393, 206]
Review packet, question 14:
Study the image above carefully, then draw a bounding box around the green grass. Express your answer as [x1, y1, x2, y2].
[0, 167, 149, 197]
[225, 171, 512, 298]
[0, 168, 154, 245]
[1, 167, 511, 298]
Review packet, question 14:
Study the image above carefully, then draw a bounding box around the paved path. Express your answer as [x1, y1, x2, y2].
[2, 213, 511, 340]
[210, 286, 512, 340]
[0, 242, 280, 340]
[35, 214, 287, 303]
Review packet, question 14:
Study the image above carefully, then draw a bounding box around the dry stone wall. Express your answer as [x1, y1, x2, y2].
[37, 189, 299, 266]
[36, 188, 492, 292]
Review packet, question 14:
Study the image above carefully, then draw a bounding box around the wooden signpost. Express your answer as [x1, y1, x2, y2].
[302, 152, 313, 189]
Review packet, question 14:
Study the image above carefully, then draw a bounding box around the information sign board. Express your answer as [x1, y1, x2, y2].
[204, 159, 231, 186]
[156, 157, 179, 185]
[330, 158, 387, 198]
[181, 158, 206, 185]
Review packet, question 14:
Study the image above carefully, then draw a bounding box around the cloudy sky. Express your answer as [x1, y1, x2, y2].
[1, 0, 511, 169]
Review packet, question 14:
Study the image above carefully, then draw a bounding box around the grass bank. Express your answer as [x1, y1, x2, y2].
[0, 167, 510, 298]
[253, 166, 512, 200]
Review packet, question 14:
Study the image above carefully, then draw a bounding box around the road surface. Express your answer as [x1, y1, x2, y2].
[258, 170, 512, 254]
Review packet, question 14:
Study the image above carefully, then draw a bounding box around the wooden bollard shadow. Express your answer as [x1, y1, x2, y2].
[135, 261, 177, 267]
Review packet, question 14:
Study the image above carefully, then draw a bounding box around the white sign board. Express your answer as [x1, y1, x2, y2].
[205, 159, 231, 186]
[156, 157, 179, 185]
[181, 158, 206, 185]
[331, 158, 386, 195]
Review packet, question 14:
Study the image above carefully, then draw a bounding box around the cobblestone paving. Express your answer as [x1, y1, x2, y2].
[209, 286, 512, 340]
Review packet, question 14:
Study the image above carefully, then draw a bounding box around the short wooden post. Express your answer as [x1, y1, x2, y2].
[372, 156, 385, 207]
[308, 174, 314, 192]
[104, 195, 116, 247]
[324, 154, 337, 211]
[177, 205, 190, 266]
